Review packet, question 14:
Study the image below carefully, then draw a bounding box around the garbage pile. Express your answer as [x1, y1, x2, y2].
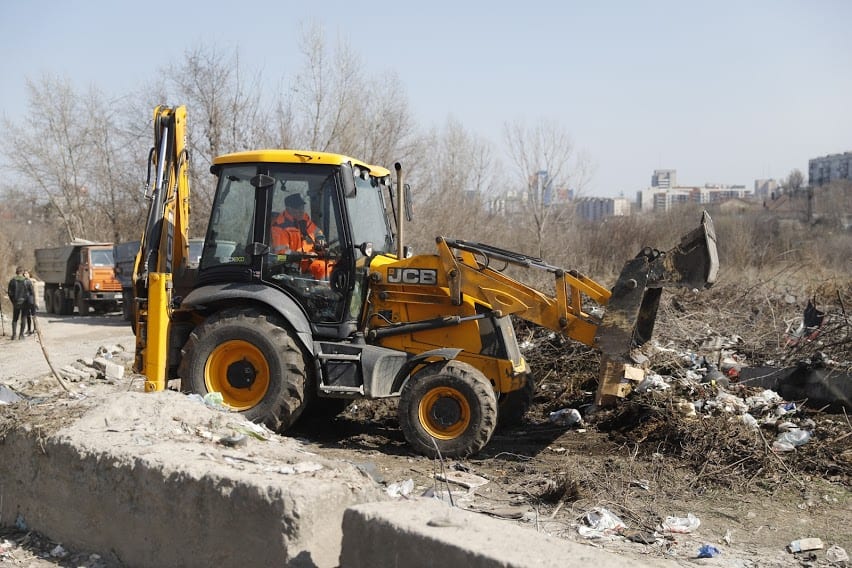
[517, 283, 852, 486]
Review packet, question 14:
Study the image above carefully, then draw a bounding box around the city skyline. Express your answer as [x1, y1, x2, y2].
[1, 0, 850, 197]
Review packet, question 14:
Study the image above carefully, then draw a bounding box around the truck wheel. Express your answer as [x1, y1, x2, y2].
[57, 291, 73, 315]
[76, 290, 89, 316]
[399, 360, 497, 458]
[178, 308, 307, 432]
[497, 373, 535, 429]
[61, 297, 75, 316]
[52, 290, 63, 314]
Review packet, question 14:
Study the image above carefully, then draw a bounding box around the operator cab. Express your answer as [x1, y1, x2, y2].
[201, 150, 394, 336]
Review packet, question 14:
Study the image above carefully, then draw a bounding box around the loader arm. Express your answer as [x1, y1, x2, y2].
[436, 237, 611, 348]
[439, 211, 718, 405]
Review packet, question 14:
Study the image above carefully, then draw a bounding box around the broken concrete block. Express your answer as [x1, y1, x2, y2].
[59, 366, 89, 382]
[0, 391, 383, 568]
[93, 357, 125, 381]
[71, 362, 98, 380]
[341, 499, 662, 568]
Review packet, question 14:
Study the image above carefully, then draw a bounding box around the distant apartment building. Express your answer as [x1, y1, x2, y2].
[809, 152, 852, 186]
[490, 170, 574, 215]
[574, 197, 631, 222]
[637, 181, 751, 212]
[487, 189, 518, 216]
[652, 169, 677, 189]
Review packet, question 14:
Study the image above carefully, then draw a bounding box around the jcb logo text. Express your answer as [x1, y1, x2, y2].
[387, 268, 438, 285]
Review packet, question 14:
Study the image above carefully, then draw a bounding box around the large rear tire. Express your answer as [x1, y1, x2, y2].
[57, 291, 73, 315]
[399, 360, 497, 458]
[52, 289, 63, 315]
[497, 373, 535, 429]
[178, 308, 308, 432]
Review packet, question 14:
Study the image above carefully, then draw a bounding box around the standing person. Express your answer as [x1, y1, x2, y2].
[6, 267, 33, 340]
[23, 269, 35, 335]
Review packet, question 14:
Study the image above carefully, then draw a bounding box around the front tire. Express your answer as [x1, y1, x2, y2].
[399, 360, 498, 458]
[178, 308, 308, 432]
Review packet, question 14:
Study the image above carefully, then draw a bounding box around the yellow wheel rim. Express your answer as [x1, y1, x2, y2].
[205, 340, 270, 410]
[419, 386, 470, 440]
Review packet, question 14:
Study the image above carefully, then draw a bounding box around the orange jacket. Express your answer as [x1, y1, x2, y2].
[271, 210, 331, 279]
[271, 210, 321, 253]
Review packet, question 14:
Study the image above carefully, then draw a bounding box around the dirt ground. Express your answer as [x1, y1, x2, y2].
[1, 278, 850, 567]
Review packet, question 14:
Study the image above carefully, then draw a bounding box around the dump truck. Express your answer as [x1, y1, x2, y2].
[134, 106, 718, 457]
[35, 240, 123, 316]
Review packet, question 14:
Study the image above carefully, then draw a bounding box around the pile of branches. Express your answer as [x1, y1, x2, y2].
[655, 280, 852, 372]
[595, 387, 851, 488]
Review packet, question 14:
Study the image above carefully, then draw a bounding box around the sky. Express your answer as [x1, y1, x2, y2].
[1, 0, 850, 198]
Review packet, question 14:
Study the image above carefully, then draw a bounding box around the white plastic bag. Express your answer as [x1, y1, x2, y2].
[661, 513, 700, 533]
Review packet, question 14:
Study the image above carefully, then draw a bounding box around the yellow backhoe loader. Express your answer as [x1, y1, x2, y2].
[134, 106, 718, 457]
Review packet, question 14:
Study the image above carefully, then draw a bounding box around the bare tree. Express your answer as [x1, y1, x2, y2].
[783, 168, 805, 193]
[163, 45, 269, 234]
[288, 25, 360, 152]
[85, 92, 149, 243]
[406, 118, 498, 249]
[502, 119, 591, 258]
[281, 25, 419, 168]
[2, 76, 103, 242]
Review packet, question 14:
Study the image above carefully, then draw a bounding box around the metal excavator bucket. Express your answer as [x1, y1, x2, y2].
[595, 211, 718, 406]
[652, 209, 719, 290]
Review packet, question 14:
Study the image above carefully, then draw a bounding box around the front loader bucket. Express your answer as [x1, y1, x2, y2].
[594, 211, 719, 407]
[653, 210, 718, 290]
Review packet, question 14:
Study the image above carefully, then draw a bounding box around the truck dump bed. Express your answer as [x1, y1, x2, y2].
[35, 245, 83, 286]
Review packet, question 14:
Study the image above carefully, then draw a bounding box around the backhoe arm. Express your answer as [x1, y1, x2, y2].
[132, 106, 191, 391]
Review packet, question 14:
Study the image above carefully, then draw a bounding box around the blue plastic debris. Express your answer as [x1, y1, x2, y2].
[697, 544, 720, 558]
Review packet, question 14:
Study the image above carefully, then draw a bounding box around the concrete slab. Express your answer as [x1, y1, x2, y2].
[340, 498, 668, 568]
[0, 390, 384, 568]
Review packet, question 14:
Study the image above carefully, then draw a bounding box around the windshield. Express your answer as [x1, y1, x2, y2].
[201, 166, 257, 268]
[90, 249, 114, 267]
[347, 173, 394, 254]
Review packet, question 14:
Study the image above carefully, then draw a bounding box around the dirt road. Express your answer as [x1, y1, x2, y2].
[1, 303, 850, 567]
[0, 313, 135, 386]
